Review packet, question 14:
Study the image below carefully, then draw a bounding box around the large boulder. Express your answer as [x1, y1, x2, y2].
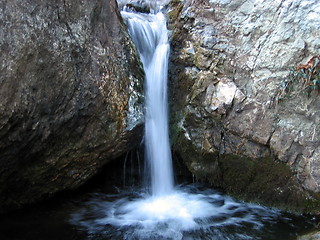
[0, 0, 144, 212]
[168, 0, 320, 212]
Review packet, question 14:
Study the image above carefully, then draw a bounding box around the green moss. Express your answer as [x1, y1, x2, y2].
[303, 199, 320, 215]
[167, 0, 183, 26]
[174, 132, 221, 183]
[167, 3, 183, 24]
[169, 111, 183, 147]
[123, 34, 144, 83]
[174, 133, 320, 213]
[219, 155, 320, 213]
[219, 154, 256, 193]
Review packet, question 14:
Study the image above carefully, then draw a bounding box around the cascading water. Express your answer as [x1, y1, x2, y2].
[68, 1, 317, 239]
[121, 8, 174, 196]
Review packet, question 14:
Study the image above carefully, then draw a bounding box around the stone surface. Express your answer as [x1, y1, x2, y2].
[298, 231, 320, 240]
[169, 0, 320, 212]
[0, 0, 144, 212]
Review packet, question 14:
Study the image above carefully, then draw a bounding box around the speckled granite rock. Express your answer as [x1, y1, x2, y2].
[168, 0, 320, 212]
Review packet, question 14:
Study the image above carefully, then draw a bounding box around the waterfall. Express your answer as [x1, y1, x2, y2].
[121, 7, 174, 196]
[69, 3, 311, 239]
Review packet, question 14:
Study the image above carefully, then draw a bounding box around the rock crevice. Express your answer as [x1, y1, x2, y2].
[169, 0, 320, 212]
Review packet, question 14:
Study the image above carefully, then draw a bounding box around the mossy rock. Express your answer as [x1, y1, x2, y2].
[174, 133, 320, 214]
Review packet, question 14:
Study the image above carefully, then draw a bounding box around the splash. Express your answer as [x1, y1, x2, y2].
[68, 184, 311, 240]
[72, 2, 273, 239]
[69, 1, 314, 239]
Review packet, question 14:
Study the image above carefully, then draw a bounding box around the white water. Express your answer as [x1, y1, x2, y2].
[69, 3, 314, 239]
[121, 7, 174, 196]
[70, 185, 289, 240]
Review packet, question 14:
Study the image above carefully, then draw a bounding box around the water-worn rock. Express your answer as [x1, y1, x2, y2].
[169, 0, 320, 212]
[298, 231, 320, 240]
[0, 0, 144, 212]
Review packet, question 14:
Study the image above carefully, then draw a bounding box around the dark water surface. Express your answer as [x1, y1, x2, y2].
[0, 153, 318, 240]
[0, 182, 318, 240]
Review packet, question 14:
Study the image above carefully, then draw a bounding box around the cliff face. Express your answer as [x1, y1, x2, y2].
[169, 0, 320, 212]
[0, 0, 144, 212]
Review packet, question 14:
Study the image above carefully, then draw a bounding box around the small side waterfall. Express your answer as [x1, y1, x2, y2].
[121, 8, 174, 196]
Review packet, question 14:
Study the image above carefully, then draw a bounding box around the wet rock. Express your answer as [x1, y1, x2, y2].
[0, 0, 144, 212]
[169, 0, 320, 212]
[117, 0, 168, 13]
[298, 231, 320, 240]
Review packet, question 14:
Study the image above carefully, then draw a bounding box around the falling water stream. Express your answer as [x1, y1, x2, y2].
[0, 1, 317, 240]
[122, 6, 174, 196]
[67, 1, 317, 239]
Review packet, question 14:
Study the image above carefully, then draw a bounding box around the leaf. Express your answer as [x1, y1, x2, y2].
[313, 57, 319, 68]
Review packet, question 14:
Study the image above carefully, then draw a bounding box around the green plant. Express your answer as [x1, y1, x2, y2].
[275, 56, 320, 103]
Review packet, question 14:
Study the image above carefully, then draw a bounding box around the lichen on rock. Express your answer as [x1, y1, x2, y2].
[168, 0, 320, 213]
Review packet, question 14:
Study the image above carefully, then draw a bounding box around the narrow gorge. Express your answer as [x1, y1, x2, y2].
[0, 0, 320, 239]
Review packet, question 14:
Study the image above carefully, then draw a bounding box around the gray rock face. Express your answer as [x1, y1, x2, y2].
[298, 231, 320, 240]
[0, 0, 144, 212]
[169, 0, 320, 212]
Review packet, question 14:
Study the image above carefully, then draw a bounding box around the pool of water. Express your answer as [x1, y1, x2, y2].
[0, 182, 317, 240]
